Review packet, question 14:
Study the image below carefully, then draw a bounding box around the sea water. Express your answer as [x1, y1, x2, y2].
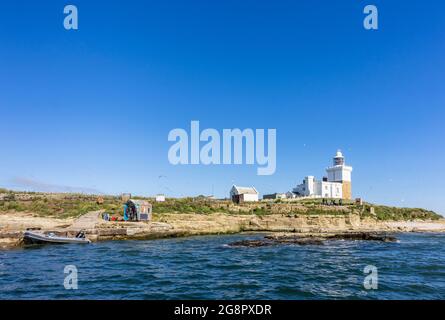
[0, 233, 444, 299]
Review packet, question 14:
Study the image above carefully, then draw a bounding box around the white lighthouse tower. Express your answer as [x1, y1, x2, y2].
[326, 150, 353, 199]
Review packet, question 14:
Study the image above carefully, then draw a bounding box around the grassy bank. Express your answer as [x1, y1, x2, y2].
[0, 190, 441, 221]
[0, 190, 122, 219]
[284, 197, 441, 221]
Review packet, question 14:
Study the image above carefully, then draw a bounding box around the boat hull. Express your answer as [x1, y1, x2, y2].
[23, 231, 91, 245]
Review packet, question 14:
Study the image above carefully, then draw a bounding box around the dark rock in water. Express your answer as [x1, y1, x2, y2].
[229, 240, 275, 247]
[291, 238, 324, 245]
[228, 232, 397, 247]
[323, 232, 398, 242]
[268, 236, 324, 246]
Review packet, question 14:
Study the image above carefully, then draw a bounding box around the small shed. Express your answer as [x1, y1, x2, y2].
[155, 194, 166, 202]
[124, 199, 152, 221]
[263, 193, 287, 200]
[230, 185, 259, 203]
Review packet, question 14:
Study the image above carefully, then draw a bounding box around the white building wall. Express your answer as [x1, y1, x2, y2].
[315, 181, 323, 196]
[327, 169, 337, 182]
[342, 167, 352, 182]
[294, 178, 342, 199]
[306, 176, 315, 196]
[327, 165, 352, 182]
[242, 194, 259, 202]
[320, 181, 342, 198]
[334, 183, 342, 198]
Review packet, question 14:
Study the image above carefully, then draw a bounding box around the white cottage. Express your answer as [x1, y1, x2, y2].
[230, 185, 259, 203]
[293, 176, 343, 199]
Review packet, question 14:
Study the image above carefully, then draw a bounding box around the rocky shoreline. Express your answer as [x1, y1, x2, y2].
[1, 210, 445, 249]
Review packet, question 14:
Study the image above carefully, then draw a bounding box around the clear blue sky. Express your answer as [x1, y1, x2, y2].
[0, 1, 444, 214]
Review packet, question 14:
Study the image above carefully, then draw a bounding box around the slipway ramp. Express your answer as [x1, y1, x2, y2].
[67, 210, 103, 232]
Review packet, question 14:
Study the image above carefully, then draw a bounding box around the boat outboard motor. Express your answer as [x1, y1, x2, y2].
[76, 231, 86, 239]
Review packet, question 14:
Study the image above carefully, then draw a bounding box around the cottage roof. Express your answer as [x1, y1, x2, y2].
[232, 185, 258, 195]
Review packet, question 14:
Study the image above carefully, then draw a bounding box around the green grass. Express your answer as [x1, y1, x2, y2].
[152, 198, 230, 215]
[366, 205, 441, 221]
[250, 207, 269, 216]
[0, 190, 442, 221]
[0, 193, 123, 219]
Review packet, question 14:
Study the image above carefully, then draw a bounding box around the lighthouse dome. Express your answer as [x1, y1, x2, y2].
[335, 150, 344, 158]
[333, 150, 345, 165]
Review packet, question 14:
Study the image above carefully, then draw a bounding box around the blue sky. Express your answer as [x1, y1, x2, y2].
[0, 1, 444, 214]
